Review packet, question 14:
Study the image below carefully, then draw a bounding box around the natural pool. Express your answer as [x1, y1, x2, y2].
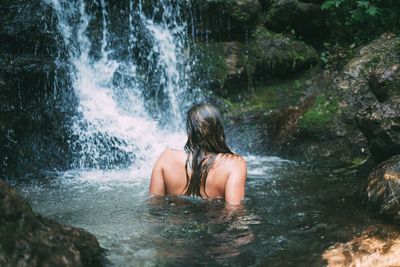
[15, 155, 382, 266]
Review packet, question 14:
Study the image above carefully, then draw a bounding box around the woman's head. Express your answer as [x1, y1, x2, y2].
[184, 103, 233, 196]
[185, 103, 231, 154]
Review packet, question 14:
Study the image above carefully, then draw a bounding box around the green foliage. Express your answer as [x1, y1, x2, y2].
[298, 94, 339, 133]
[321, 0, 400, 44]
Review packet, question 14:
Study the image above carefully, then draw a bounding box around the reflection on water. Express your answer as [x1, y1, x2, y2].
[16, 156, 382, 266]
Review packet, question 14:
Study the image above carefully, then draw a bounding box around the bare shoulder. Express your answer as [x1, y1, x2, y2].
[223, 154, 246, 167]
[216, 153, 246, 173]
[158, 148, 186, 163]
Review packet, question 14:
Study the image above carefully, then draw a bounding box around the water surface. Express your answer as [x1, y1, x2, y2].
[17, 155, 379, 267]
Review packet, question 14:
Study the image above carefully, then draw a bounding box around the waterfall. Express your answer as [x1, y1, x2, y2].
[46, 0, 200, 173]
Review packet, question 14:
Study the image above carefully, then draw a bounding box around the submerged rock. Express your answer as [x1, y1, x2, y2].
[365, 155, 400, 223]
[323, 224, 400, 267]
[0, 180, 104, 267]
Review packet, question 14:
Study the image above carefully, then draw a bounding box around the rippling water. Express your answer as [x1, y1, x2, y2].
[16, 155, 380, 266]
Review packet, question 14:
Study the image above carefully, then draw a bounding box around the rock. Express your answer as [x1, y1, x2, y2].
[265, 0, 326, 43]
[190, 0, 262, 41]
[268, 92, 369, 166]
[335, 33, 400, 162]
[0, 0, 76, 177]
[365, 155, 400, 223]
[357, 99, 400, 162]
[270, 33, 400, 166]
[251, 26, 318, 82]
[322, 224, 400, 267]
[0, 179, 104, 267]
[336, 33, 400, 115]
[196, 41, 253, 96]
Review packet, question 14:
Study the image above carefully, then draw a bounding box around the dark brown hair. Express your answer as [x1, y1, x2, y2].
[184, 103, 233, 196]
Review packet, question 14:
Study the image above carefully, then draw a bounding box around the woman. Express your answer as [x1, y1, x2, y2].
[149, 103, 247, 205]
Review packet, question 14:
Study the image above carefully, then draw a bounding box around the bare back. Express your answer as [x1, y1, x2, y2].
[149, 148, 247, 205]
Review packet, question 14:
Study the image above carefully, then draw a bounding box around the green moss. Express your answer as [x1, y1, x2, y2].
[221, 73, 310, 117]
[298, 94, 339, 133]
[196, 42, 229, 86]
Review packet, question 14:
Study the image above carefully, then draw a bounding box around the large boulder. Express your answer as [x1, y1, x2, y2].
[190, 0, 262, 41]
[196, 41, 253, 96]
[267, 33, 400, 166]
[335, 33, 400, 162]
[197, 26, 318, 97]
[323, 224, 400, 267]
[0, 180, 103, 267]
[357, 99, 400, 162]
[265, 0, 326, 43]
[251, 26, 318, 82]
[365, 155, 400, 223]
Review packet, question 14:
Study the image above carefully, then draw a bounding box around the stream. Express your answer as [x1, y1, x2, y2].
[10, 0, 385, 266]
[16, 156, 378, 266]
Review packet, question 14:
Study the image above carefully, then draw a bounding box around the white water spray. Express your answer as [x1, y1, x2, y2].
[47, 0, 198, 175]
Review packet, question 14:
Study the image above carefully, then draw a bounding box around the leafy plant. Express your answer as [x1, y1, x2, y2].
[321, 0, 400, 44]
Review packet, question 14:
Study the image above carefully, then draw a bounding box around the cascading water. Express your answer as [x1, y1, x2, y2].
[46, 0, 199, 173]
[15, 2, 382, 266]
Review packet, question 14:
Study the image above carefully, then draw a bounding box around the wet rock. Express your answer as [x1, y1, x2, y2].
[196, 41, 253, 96]
[190, 0, 262, 41]
[336, 33, 400, 117]
[365, 155, 400, 223]
[323, 224, 400, 267]
[264, 33, 400, 166]
[0, 179, 104, 267]
[267, 92, 369, 166]
[335, 33, 400, 163]
[251, 26, 318, 82]
[0, 0, 76, 176]
[357, 99, 400, 162]
[265, 0, 326, 43]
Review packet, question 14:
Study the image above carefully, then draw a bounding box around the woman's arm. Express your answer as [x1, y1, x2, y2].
[149, 150, 167, 195]
[224, 157, 247, 205]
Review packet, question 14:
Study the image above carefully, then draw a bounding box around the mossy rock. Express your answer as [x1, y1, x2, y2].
[189, 0, 262, 41]
[195, 41, 254, 96]
[265, 0, 326, 44]
[298, 94, 340, 134]
[250, 26, 318, 81]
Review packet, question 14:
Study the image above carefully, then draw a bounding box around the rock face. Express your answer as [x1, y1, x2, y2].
[190, 0, 262, 41]
[196, 26, 317, 97]
[265, 0, 326, 44]
[323, 224, 400, 267]
[365, 155, 400, 223]
[0, 0, 76, 177]
[336, 33, 400, 163]
[251, 26, 318, 81]
[0, 180, 103, 267]
[257, 33, 400, 166]
[192, 0, 320, 97]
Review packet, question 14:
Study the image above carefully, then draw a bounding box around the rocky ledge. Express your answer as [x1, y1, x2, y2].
[323, 224, 400, 267]
[0, 180, 104, 267]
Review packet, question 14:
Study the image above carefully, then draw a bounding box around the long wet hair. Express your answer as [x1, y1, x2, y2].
[184, 103, 234, 196]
